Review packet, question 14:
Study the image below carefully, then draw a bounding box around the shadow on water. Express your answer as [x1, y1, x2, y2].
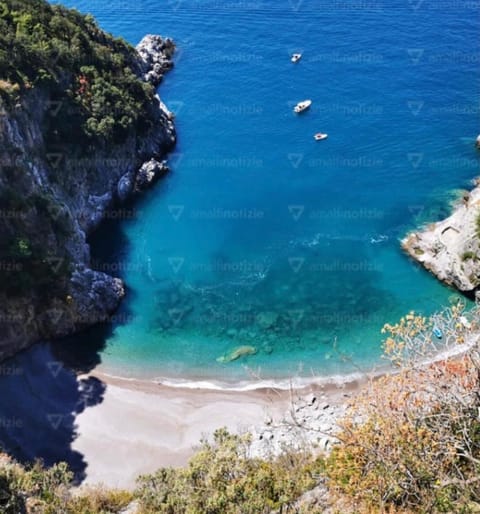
[0, 343, 105, 484]
[0, 207, 136, 484]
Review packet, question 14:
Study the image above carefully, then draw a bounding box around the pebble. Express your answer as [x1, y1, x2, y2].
[249, 393, 347, 460]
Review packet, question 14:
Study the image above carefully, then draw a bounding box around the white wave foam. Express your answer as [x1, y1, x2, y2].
[97, 369, 371, 392]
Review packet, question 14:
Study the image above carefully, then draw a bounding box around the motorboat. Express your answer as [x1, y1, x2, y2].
[291, 53, 302, 63]
[314, 133, 328, 141]
[294, 99, 312, 113]
[433, 326, 443, 339]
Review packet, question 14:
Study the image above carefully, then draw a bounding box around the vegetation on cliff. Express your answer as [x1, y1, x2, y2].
[0, 0, 156, 142]
[0, 0, 173, 333]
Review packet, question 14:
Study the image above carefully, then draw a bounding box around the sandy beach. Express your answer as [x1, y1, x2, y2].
[64, 335, 479, 489]
[1, 338, 474, 492]
[72, 371, 360, 489]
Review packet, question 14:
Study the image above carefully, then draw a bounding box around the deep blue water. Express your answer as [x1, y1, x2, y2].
[59, 0, 479, 383]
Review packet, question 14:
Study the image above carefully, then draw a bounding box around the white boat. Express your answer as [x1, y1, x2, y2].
[314, 133, 328, 141]
[291, 53, 302, 63]
[294, 99, 312, 113]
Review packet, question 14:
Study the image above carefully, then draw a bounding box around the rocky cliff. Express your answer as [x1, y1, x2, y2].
[402, 181, 480, 294]
[0, 34, 176, 361]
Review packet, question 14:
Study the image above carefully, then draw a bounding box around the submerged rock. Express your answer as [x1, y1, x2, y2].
[216, 345, 257, 363]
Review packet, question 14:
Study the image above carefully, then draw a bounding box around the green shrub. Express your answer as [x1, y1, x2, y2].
[0, 460, 71, 513]
[63, 488, 133, 514]
[0, 0, 156, 143]
[0, 456, 132, 514]
[461, 251, 478, 262]
[136, 428, 323, 514]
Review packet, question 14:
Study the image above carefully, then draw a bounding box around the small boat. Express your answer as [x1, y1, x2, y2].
[314, 133, 328, 141]
[291, 53, 302, 63]
[433, 326, 443, 339]
[294, 99, 312, 113]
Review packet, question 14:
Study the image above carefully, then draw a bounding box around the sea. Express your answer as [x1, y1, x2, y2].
[10, 1, 480, 386]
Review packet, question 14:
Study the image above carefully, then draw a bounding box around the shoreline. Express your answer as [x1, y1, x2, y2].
[0, 328, 476, 492]
[71, 335, 477, 489]
[89, 366, 377, 393]
[85, 328, 478, 393]
[72, 368, 362, 490]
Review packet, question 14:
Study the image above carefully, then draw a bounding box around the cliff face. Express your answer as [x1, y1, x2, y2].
[0, 35, 176, 361]
[402, 183, 480, 294]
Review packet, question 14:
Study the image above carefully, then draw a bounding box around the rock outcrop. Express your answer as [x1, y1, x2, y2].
[136, 35, 175, 86]
[135, 158, 170, 192]
[402, 183, 480, 293]
[0, 35, 176, 361]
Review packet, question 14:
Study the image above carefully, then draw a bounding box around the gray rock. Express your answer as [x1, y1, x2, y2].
[402, 184, 480, 292]
[135, 159, 169, 191]
[136, 35, 175, 87]
[117, 172, 134, 202]
[0, 31, 176, 362]
[319, 437, 331, 452]
[120, 501, 141, 514]
[70, 269, 125, 325]
[263, 431, 274, 440]
[86, 192, 112, 230]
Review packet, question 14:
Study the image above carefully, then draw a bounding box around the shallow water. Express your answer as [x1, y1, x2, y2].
[59, 0, 479, 382]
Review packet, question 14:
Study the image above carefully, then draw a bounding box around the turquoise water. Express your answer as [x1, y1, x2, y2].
[62, 0, 479, 383]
